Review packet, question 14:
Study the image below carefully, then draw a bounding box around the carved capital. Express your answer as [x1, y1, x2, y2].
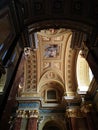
[16, 110, 23, 118]
[81, 103, 92, 113]
[29, 110, 39, 118]
[66, 107, 82, 118]
[22, 110, 28, 118]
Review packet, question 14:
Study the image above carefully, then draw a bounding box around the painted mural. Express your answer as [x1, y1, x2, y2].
[44, 44, 60, 58]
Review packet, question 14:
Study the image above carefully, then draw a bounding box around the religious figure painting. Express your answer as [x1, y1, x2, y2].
[44, 44, 60, 58]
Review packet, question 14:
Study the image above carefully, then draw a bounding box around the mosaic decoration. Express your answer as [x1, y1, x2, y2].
[44, 44, 60, 58]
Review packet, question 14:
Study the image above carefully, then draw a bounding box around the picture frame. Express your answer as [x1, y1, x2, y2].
[44, 44, 60, 58]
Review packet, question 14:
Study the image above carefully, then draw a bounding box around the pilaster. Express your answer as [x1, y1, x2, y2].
[66, 107, 82, 130]
[27, 110, 39, 130]
[14, 110, 23, 130]
[81, 103, 95, 130]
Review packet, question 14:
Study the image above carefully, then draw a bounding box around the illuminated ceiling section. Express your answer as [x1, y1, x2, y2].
[77, 51, 93, 93]
[17, 28, 93, 101]
[37, 29, 71, 82]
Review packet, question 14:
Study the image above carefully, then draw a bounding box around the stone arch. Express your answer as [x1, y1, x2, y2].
[28, 20, 92, 97]
[28, 20, 93, 35]
[43, 121, 62, 130]
[27, 18, 95, 97]
[39, 117, 66, 130]
[39, 81, 64, 103]
[41, 68, 64, 82]
[38, 70, 65, 103]
[38, 70, 65, 93]
[64, 34, 79, 97]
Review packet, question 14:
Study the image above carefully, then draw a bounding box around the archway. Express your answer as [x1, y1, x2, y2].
[43, 125, 60, 130]
[42, 121, 62, 130]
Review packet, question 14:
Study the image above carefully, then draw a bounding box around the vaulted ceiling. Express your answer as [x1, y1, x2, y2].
[1, 1, 98, 128]
[15, 28, 94, 106]
[0, 0, 98, 106]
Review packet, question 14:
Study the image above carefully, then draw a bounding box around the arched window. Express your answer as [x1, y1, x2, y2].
[77, 51, 93, 93]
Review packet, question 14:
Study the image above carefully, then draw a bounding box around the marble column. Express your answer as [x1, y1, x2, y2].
[81, 103, 95, 130]
[90, 111, 98, 130]
[27, 110, 39, 130]
[14, 110, 23, 130]
[70, 117, 78, 130]
[86, 112, 95, 130]
[20, 110, 28, 130]
[66, 107, 82, 130]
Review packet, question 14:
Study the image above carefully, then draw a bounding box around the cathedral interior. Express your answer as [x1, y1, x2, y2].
[0, 0, 98, 130]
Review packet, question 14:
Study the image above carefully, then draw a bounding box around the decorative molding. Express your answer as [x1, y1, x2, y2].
[81, 103, 93, 113]
[65, 34, 78, 94]
[28, 20, 93, 34]
[66, 107, 83, 118]
[16, 110, 39, 118]
[39, 109, 65, 114]
[16, 110, 24, 118]
[22, 47, 37, 94]
[37, 29, 71, 38]
[29, 110, 39, 118]
[18, 102, 40, 109]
